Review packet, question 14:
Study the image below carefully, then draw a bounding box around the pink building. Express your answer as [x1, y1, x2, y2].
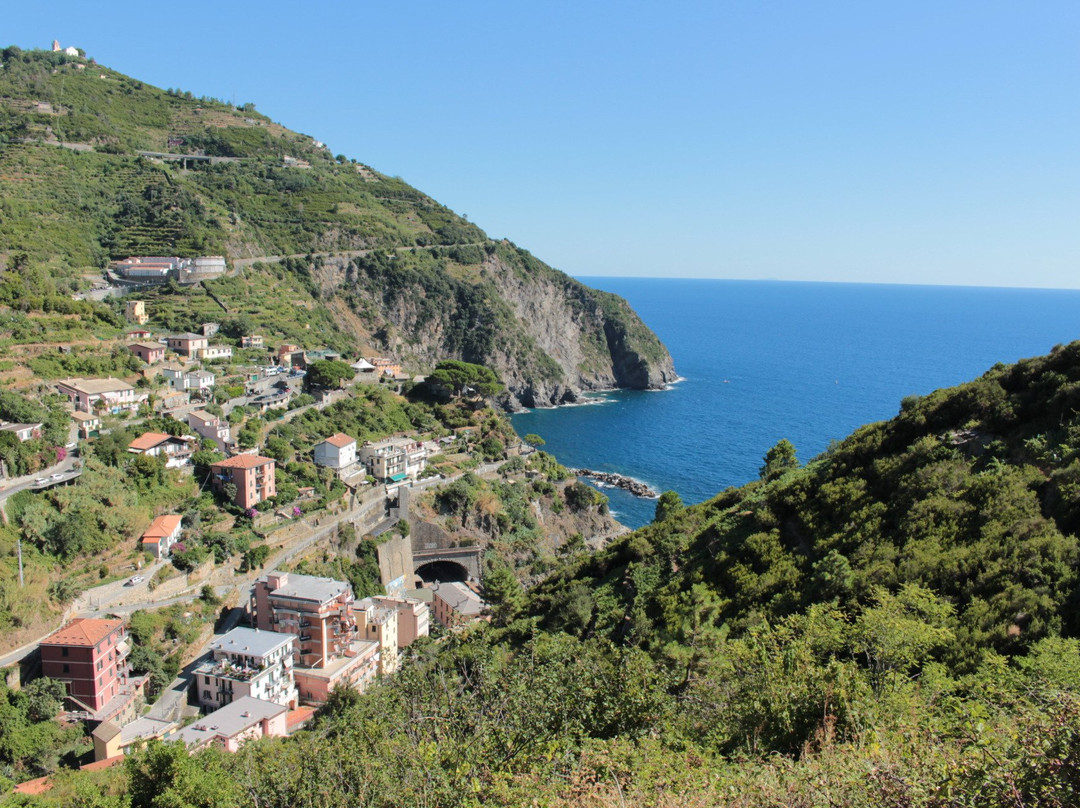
[127, 342, 165, 365]
[174, 696, 288, 752]
[39, 618, 141, 723]
[56, 378, 144, 414]
[373, 595, 430, 648]
[210, 455, 276, 509]
[165, 333, 209, 358]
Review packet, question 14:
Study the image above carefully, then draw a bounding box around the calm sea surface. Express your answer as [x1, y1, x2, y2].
[511, 279, 1080, 529]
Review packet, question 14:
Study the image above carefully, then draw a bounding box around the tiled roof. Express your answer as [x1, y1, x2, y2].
[127, 342, 162, 351]
[41, 617, 122, 648]
[212, 454, 274, 470]
[142, 514, 182, 540]
[128, 432, 172, 452]
[323, 432, 355, 448]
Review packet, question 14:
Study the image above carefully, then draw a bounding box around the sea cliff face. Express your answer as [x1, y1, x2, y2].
[325, 243, 678, 409]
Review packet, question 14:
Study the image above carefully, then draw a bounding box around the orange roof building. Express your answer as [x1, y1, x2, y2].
[141, 514, 183, 558]
[40, 618, 138, 720]
[210, 455, 276, 509]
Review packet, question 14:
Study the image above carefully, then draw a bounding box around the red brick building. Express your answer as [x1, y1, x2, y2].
[39, 618, 134, 717]
[210, 455, 276, 509]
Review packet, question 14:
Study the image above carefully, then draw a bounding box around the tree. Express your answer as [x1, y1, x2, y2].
[23, 678, 66, 723]
[306, 359, 354, 389]
[428, 360, 503, 399]
[760, 438, 799, 481]
[523, 433, 546, 448]
[482, 562, 525, 624]
[654, 490, 685, 522]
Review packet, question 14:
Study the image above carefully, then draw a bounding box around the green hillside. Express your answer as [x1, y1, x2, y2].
[0, 48, 675, 404]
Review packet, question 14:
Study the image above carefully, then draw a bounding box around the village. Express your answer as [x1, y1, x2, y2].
[0, 259, 530, 794]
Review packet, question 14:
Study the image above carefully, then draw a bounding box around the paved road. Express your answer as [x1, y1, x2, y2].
[0, 454, 81, 505]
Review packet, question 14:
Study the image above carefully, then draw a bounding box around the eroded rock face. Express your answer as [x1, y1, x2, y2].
[332, 247, 678, 409]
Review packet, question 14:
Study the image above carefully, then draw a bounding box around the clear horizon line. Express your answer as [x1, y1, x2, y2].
[570, 274, 1080, 294]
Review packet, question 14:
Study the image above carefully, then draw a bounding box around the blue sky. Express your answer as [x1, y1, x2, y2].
[7, 2, 1080, 288]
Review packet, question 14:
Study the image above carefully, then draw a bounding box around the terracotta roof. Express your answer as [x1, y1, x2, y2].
[142, 514, 182, 540]
[212, 454, 274, 470]
[323, 432, 355, 448]
[41, 617, 123, 648]
[286, 706, 316, 731]
[81, 755, 125, 772]
[128, 342, 163, 351]
[13, 774, 53, 795]
[129, 432, 172, 452]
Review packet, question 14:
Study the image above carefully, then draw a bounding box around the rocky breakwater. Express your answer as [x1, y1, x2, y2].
[570, 469, 659, 499]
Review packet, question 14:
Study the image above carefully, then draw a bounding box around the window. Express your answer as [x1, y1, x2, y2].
[62, 664, 70, 674]
[61, 647, 69, 658]
[203, 690, 211, 700]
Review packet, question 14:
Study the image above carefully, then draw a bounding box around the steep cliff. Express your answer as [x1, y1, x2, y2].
[325, 243, 678, 408]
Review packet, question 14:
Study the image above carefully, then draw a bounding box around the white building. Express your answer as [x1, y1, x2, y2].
[193, 627, 297, 712]
[358, 437, 427, 483]
[313, 433, 357, 471]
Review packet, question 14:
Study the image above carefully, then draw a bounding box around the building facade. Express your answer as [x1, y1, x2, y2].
[39, 618, 138, 721]
[193, 627, 297, 711]
[210, 455, 276, 509]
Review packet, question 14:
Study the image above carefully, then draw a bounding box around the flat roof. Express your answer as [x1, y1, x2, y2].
[175, 696, 286, 746]
[212, 454, 274, 470]
[264, 571, 352, 604]
[209, 627, 294, 659]
[57, 377, 133, 395]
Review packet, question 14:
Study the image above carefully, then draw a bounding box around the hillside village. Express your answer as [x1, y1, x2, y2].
[0, 252, 625, 792]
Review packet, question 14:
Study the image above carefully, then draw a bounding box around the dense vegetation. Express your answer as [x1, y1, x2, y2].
[17, 345, 1080, 807]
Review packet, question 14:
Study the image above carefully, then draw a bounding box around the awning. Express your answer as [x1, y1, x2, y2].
[389, 473, 407, 482]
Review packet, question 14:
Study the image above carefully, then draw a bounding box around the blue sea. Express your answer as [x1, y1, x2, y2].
[511, 279, 1080, 530]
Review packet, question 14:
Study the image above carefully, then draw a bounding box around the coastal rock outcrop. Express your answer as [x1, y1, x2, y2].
[328, 243, 678, 409]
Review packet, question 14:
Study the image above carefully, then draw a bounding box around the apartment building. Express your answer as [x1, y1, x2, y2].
[210, 455, 276, 509]
[353, 598, 399, 675]
[193, 627, 297, 711]
[372, 596, 430, 649]
[252, 571, 380, 705]
[359, 437, 427, 482]
[39, 618, 141, 723]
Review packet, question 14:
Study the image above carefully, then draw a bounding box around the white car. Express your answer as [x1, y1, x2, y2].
[35, 478, 48, 485]
[51, 473, 64, 480]
[125, 576, 144, 586]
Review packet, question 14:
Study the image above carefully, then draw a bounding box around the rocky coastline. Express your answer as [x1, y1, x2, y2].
[570, 468, 659, 499]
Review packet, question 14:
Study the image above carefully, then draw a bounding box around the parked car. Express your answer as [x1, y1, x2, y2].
[35, 478, 48, 485]
[125, 576, 144, 586]
[50, 473, 64, 480]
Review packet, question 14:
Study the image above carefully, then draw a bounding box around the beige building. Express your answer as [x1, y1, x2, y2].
[373, 596, 430, 648]
[359, 437, 427, 482]
[125, 300, 148, 325]
[353, 598, 399, 675]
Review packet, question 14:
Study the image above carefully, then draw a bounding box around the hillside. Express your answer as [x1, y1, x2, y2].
[0, 47, 675, 405]
[23, 351, 1080, 807]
